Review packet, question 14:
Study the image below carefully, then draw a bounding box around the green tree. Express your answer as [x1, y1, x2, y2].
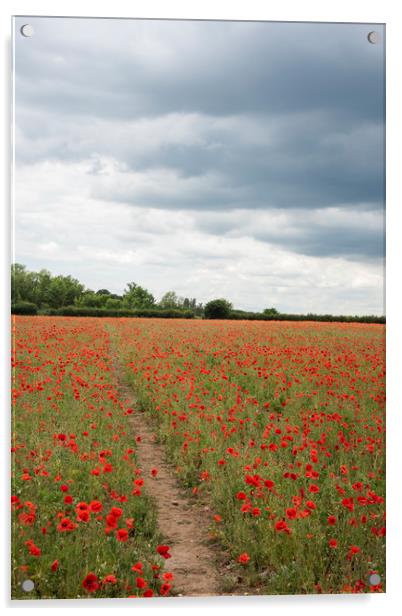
[46, 275, 84, 309]
[96, 289, 111, 296]
[123, 282, 155, 309]
[159, 291, 179, 309]
[75, 290, 105, 308]
[104, 297, 123, 310]
[204, 298, 232, 319]
[11, 263, 36, 304]
[33, 269, 53, 307]
[263, 307, 279, 316]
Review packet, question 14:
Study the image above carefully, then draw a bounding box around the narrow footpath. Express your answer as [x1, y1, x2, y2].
[111, 350, 222, 597]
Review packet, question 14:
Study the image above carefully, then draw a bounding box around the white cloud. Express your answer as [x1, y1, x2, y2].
[14, 159, 384, 314]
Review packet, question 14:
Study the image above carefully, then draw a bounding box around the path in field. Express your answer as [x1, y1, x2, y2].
[111, 351, 222, 597]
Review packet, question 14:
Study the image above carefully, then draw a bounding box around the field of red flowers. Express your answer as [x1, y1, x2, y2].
[11, 316, 174, 599]
[12, 316, 385, 598]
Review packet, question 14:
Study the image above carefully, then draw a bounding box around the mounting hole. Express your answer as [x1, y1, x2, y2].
[20, 24, 34, 38]
[367, 31, 380, 44]
[22, 579, 34, 592]
[368, 573, 381, 586]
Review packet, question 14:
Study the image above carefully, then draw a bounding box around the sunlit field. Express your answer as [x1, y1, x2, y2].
[12, 316, 385, 597]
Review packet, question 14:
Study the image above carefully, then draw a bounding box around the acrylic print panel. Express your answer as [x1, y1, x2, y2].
[11, 16, 385, 599]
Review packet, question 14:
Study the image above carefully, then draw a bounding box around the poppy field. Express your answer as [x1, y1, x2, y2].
[11, 316, 385, 598]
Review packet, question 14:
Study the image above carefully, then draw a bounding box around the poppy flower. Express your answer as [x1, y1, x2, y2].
[347, 545, 361, 560]
[156, 545, 171, 559]
[106, 514, 118, 528]
[238, 552, 250, 564]
[116, 528, 129, 542]
[159, 583, 171, 596]
[57, 517, 77, 532]
[236, 492, 247, 500]
[77, 510, 90, 522]
[82, 572, 100, 593]
[136, 577, 147, 589]
[275, 520, 291, 533]
[90, 500, 102, 512]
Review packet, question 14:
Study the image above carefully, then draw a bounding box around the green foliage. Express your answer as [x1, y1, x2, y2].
[11, 301, 38, 315]
[263, 307, 279, 316]
[229, 311, 385, 324]
[104, 298, 123, 310]
[11, 264, 84, 309]
[44, 306, 195, 319]
[123, 282, 155, 309]
[75, 291, 105, 308]
[204, 298, 233, 319]
[159, 291, 180, 309]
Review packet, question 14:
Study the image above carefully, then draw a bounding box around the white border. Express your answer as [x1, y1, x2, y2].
[2, 1, 401, 615]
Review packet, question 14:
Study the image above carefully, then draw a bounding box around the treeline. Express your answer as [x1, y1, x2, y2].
[11, 264, 385, 323]
[11, 264, 202, 318]
[229, 309, 385, 324]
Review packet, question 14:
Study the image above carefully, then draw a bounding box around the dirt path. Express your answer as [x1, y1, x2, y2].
[111, 351, 223, 597]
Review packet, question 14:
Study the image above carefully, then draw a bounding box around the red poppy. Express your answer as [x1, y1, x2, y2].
[238, 552, 250, 564]
[156, 545, 171, 559]
[57, 517, 77, 532]
[76, 502, 89, 512]
[90, 500, 103, 512]
[236, 492, 247, 500]
[77, 510, 90, 522]
[82, 572, 100, 593]
[159, 583, 171, 596]
[106, 514, 118, 528]
[116, 528, 129, 542]
[275, 520, 291, 534]
[136, 577, 147, 589]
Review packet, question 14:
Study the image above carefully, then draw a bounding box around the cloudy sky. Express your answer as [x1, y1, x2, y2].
[13, 17, 385, 314]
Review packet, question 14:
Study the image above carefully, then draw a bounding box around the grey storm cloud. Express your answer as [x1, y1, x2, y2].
[193, 206, 384, 260]
[13, 17, 385, 314]
[15, 17, 385, 213]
